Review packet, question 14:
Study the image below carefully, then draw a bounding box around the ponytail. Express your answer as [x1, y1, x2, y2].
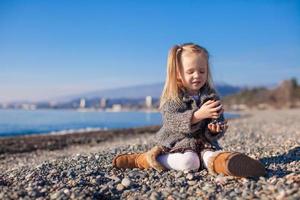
[160, 45, 182, 108]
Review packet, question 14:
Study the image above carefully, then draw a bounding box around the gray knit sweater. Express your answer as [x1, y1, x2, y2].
[156, 85, 225, 153]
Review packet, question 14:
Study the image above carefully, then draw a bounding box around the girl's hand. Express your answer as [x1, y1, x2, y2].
[195, 100, 223, 120]
[208, 120, 229, 134]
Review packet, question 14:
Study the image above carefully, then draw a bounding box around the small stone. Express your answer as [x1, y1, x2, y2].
[50, 191, 61, 199]
[229, 191, 236, 197]
[111, 149, 117, 154]
[161, 190, 170, 197]
[276, 190, 286, 199]
[25, 173, 34, 180]
[179, 187, 185, 193]
[175, 171, 184, 178]
[241, 177, 248, 184]
[178, 177, 186, 184]
[121, 178, 131, 187]
[113, 177, 121, 184]
[49, 169, 58, 174]
[234, 188, 241, 194]
[167, 195, 175, 200]
[150, 191, 159, 200]
[63, 188, 70, 196]
[141, 185, 149, 192]
[259, 176, 266, 181]
[166, 180, 172, 187]
[187, 180, 197, 186]
[116, 183, 125, 191]
[67, 180, 76, 187]
[108, 175, 120, 182]
[75, 165, 82, 170]
[186, 173, 194, 180]
[129, 171, 146, 179]
[40, 188, 47, 193]
[100, 185, 108, 193]
[242, 190, 248, 198]
[215, 175, 227, 185]
[67, 170, 76, 178]
[249, 182, 256, 190]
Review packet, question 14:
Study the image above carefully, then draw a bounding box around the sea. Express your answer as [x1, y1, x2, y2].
[0, 109, 239, 137]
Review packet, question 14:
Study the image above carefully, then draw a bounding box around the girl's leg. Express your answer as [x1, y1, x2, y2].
[157, 151, 200, 171]
[202, 150, 215, 169]
[201, 150, 266, 178]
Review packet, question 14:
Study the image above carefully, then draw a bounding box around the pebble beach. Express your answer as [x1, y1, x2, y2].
[0, 109, 299, 200]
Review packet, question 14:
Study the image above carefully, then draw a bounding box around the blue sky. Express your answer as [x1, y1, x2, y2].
[0, 0, 299, 102]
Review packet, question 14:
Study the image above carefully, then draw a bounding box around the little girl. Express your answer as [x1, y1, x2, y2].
[113, 43, 265, 178]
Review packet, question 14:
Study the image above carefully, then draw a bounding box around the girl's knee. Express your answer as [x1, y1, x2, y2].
[180, 152, 200, 171]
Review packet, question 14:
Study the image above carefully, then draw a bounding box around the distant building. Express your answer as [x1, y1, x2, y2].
[145, 96, 153, 108]
[100, 98, 107, 108]
[49, 101, 57, 107]
[21, 104, 36, 110]
[112, 104, 122, 112]
[79, 98, 86, 109]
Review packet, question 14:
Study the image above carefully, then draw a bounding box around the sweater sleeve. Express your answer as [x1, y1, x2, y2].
[161, 100, 198, 135]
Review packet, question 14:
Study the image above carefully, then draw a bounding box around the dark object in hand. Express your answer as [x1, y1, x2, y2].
[201, 92, 225, 127]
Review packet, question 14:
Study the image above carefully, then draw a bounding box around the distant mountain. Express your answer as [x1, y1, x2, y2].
[214, 83, 242, 97]
[53, 82, 241, 102]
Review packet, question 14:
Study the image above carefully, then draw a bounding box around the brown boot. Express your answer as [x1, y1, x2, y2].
[112, 146, 166, 172]
[207, 151, 266, 178]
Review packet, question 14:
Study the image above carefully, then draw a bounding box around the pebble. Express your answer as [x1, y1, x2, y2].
[150, 191, 160, 200]
[121, 177, 132, 187]
[63, 188, 70, 196]
[175, 171, 184, 178]
[100, 185, 108, 193]
[187, 180, 197, 186]
[110, 175, 121, 183]
[215, 175, 227, 185]
[50, 191, 61, 199]
[186, 173, 194, 180]
[116, 183, 125, 191]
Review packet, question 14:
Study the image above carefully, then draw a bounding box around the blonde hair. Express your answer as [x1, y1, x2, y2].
[159, 43, 214, 109]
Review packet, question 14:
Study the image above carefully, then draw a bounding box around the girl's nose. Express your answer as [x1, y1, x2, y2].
[193, 71, 200, 78]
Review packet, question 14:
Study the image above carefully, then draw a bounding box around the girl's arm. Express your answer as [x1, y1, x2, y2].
[161, 100, 199, 135]
[191, 100, 222, 124]
[191, 110, 206, 124]
[161, 98, 222, 136]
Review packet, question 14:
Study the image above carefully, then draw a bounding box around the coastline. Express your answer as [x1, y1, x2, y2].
[0, 108, 299, 199]
[0, 111, 242, 154]
[0, 125, 161, 155]
[0, 110, 239, 139]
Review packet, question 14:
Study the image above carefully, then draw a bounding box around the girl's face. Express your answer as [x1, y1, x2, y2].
[177, 52, 208, 95]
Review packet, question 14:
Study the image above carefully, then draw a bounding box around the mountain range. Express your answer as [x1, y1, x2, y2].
[53, 82, 241, 102]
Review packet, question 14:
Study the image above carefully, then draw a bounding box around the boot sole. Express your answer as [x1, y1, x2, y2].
[227, 153, 266, 178]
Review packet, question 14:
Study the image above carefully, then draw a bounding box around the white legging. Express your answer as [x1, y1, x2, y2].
[157, 150, 214, 171]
